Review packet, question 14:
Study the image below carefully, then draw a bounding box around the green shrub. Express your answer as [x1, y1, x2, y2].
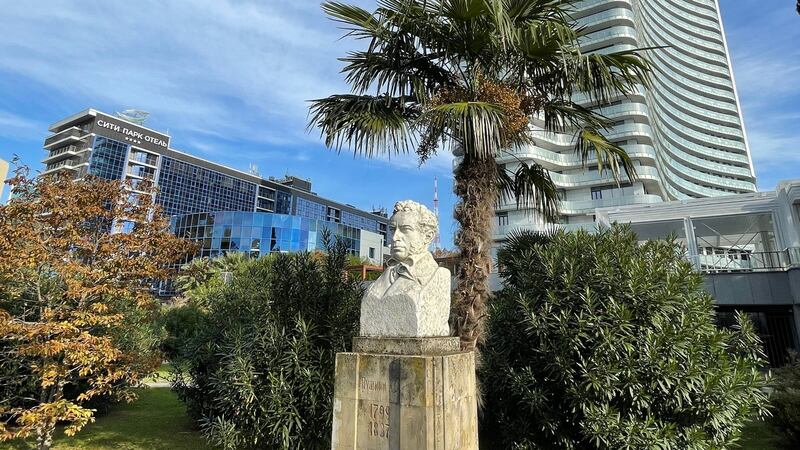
[173, 238, 361, 450]
[480, 225, 770, 449]
[161, 303, 206, 362]
[769, 355, 800, 446]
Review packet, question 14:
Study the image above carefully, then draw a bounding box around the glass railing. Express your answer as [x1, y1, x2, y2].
[688, 248, 800, 273]
[650, 75, 739, 114]
[604, 123, 655, 141]
[571, 86, 646, 106]
[497, 194, 664, 214]
[639, 16, 729, 67]
[129, 152, 159, 166]
[44, 159, 80, 172]
[546, 165, 660, 188]
[594, 102, 650, 119]
[661, 169, 752, 197]
[577, 8, 635, 30]
[638, 5, 726, 55]
[578, 26, 638, 48]
[650, 54, 736, 103]
[499, 143, 657, 169]
[44, 145, 83, 161]
[660, 156, 754, 190]
[655, 119, 748, 161]
[573, 0, 632, 15]
[659, 44, 730, 79]
[650, 90, 743, 136]
[526, 123, 654, 149]
[658, 142, 751, 177]
[669, 0, 719, 21]
[656, 113, 745, 151]
[641, 0, 723, 42]
[650, 0, 721, 33]
[653, 49, 733, 91]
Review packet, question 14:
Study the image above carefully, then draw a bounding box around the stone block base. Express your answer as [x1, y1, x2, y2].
[331, 337, 477, 450]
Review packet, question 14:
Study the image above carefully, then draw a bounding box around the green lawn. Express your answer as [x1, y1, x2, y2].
[739, 418, 783, 449]
[144, 363, 173, 383]
[6, 388, 209, 450]
[3, 388, 785, 449]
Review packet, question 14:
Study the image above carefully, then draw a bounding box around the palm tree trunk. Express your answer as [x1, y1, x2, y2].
[453, 155, 497, 352]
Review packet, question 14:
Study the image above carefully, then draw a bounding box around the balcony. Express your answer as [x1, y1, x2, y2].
[496, 193, 664, 215]
[689, 248, 800, 273]
[44, 127, 88, 149]
[41, 158, 87, 175]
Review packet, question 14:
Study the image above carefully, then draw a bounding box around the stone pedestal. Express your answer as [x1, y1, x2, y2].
[331, 337, 478, 450]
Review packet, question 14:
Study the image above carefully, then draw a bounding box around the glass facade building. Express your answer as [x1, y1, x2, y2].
[171, 211, 375, 261]
[494, 0, 756, 238]
[41, 108, 390, 260]
[157, 156, 258, 216]
[88, 136, 129, 180]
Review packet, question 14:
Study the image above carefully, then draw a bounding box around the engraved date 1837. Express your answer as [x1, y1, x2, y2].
[368, 403, 390, 438]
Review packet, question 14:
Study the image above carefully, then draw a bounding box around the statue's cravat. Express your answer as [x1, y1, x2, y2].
[386, 258, 416, 284]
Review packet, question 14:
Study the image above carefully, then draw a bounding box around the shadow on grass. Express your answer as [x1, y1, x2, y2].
[6, 388, 208, 450]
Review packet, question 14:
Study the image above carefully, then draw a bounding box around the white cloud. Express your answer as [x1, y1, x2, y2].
[0, 0, 450, 176]
[0, 110, 45, 138]
[748, 130, 800, 163]
[0, 0, 357, 147]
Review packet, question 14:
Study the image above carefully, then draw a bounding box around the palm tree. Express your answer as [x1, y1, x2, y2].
[309, 0, 651, 351]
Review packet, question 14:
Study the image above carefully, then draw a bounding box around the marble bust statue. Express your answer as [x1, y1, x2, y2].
[359, 200, 451, 337]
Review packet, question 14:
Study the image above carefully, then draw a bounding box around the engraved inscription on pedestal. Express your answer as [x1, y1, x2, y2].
[331, 199, 476, 450]
[331, 338, 478, 450]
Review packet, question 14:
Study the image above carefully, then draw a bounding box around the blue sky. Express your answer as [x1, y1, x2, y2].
[0, 1, 798, 248]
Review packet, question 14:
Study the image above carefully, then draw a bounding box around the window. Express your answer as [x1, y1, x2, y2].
[591, 187, 603, 200]
[369, 247, 376, 259]
[89, 136, 128, 180]
[326, 206, 341, 223]
[155, 156, 257, 216]
[497, 212, 509, 227]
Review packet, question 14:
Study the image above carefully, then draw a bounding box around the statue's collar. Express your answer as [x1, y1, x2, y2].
[386, 252, 438, 285]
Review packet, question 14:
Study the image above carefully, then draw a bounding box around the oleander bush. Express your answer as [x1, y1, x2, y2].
[160, 303, 206, 363]
[769, 355, 800, 446]
[172, 236, 362, 450]
[480, 225, 770, 449]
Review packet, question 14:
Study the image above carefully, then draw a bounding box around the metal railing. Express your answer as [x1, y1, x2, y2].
[690, 248, 800, 273]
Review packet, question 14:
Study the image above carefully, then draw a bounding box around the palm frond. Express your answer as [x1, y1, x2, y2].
[496, 161, 559, 221]
[341, 50, 452, 98]
[574, 127, 637, 183]
[540, 100, 609, 132]
[307, 94, 419, 157]
[322, 2, 386, 40]
[420, 101, 506, 159]
[566, 49, 653, 104]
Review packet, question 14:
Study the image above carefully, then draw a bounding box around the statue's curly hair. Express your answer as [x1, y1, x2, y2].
[393, 200, 438, 242]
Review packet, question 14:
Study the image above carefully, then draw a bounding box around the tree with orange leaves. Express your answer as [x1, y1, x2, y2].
[0, 165, 192, 450]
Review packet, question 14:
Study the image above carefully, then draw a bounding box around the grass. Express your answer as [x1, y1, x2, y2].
[3, 386, 785, 449]
[144, 363, 173, 383]
[739, 418, 783, 449]
[6, 388, 210, 450]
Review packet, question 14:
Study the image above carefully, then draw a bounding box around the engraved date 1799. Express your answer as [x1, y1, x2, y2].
[368, 403, 390, 438]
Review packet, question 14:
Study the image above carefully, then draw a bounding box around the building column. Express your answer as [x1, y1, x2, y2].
[684, 217, 700, 270]
[793, 305, 800, 351]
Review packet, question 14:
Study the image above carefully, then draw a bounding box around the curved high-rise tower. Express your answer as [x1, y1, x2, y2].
[494, 0, 756, 238]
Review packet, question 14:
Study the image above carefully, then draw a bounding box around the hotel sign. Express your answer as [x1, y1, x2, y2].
[92, 113, 170, 152]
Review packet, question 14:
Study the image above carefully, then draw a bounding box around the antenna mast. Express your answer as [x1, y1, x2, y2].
[433, 176, 441, 251]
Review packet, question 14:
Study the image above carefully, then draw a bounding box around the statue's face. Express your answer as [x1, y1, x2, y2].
[389, 211, 428, 262]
